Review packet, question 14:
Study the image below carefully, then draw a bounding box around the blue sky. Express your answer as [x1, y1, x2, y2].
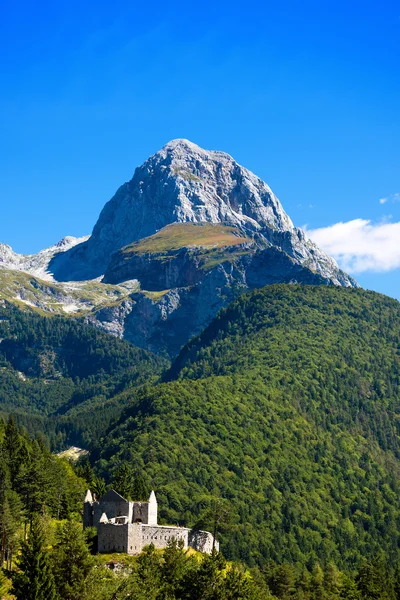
[1, 0, 399, 299]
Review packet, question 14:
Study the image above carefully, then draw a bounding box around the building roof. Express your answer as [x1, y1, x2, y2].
[98, 489, 128, 503]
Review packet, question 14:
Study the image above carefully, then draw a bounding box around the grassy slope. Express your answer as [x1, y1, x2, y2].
[122, 223, 251, 255]
[94, 285, 400, 569]
[0, 268, 139, 315]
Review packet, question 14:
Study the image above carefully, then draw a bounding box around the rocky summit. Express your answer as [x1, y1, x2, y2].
[0, 139, 358, 356]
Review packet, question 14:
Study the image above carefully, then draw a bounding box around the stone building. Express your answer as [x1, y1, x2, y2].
[83, 489, 218, 555]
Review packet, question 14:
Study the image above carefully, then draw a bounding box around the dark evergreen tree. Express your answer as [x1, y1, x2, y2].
[190, 551, 226, 600]
[91, 476, 106, 499]
[113, 463, 134, 499]
[265, 562, 297, 598]
[135, 544, 163, 600]
[10, 516, 57, 600]
[159, 538, 195, 599]
[356, 557, 394, 599]
[53, 520, 94, 600]
[132, 472, 149, 501]
[3, 416, 22, 482]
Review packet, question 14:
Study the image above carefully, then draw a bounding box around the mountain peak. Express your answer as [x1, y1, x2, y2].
[47, 140, 357, 292]
[157, 138, 234, 164]
[162, 138, 202, 151]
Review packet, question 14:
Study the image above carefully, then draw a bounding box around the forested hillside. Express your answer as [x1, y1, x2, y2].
[3, 416, 400, 599]
[0, 303, 167, 448]
[0, 416, 86, 566]
[93, 285, 400, 569]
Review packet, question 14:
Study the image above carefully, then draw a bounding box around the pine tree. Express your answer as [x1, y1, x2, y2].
[160, 538, 195, 599]
[53, 520, 94, 600]
[10, 515, 57, 600]
[223, 566, 262, 600]
[339, 574, 361, 600]
[113, 463, 134, 499]
[3, 416, 22, 482]
[134, 544, 163, 600]
[356, 557, 394, 600]
[325, 563, 341, 598]
[190, 551, 226, 600]
[91, 476, 106, 499]
[0, 568, 9, 597]
[0, 456, 21, 569]
[310, 562, 325, 600]
[132, 472, 149, 501]
[266, 562, 297, 598]
[17, 449, 47, 526]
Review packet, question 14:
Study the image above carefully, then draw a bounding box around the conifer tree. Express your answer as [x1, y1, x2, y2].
[265, 562, 297, 598]
[0, 456, 21, 569]
[10, 515, 57, 600]
[53, 520, 94, 600]
[134, 544, 163, 600]
[223, 566, 262, 600]
[4, 416, 22, 482]
[356, 557, 394, 600]
[91, 475, 107, 499]
[113, 463, 134, 499]
[160, 538, 195, 599]
[190, 551, 226, 600]
[132, 472, 149, 501]
[0, 568, 9, 597]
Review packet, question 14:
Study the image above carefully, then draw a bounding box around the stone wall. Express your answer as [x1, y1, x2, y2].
[83, 502, 93, 528]
[131, 501, 149, 524]
[98, 523, 129, 553]
[141, 525, 189, 551]
[92, 496, 131, 527]
[127, 523, 143, 555]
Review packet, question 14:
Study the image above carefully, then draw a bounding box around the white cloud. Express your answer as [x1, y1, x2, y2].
[379, 192, 400, 205]
[307, 218, 400, 273]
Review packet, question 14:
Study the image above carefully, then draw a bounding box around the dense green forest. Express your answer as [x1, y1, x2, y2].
[0, 416, 86, 566]
[91, 285, 400, 570]
[3, 284, 400, 596]
[0, 303, 167, 448]
[2, 416, 400, 598]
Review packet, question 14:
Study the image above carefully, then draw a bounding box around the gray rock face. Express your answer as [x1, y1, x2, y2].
[92, 248, 334, 357]
[0, 139, 359, 356]
[49, 139, 354, 287]
[0, 236, 89, 281]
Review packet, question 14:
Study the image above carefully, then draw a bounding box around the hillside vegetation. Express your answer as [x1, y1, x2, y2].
[123, 223, 251, 255]
[0, 303, 167, 448]
[93, 285, 400, 569]
[0, 268, 139, 314]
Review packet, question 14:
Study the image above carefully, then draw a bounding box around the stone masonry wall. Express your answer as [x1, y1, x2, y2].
[98, 523, 128, 553]
[132, 502, 149, 524]
[141, 525, 189, 551]
[94, 498, 130, 526]
[127, 523, 143, 555]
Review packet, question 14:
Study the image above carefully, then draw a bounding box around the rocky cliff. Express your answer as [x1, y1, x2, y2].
[0, 139, 358, 356]
[48, 139, 355, 287]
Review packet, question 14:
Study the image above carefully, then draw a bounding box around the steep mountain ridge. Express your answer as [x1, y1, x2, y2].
[48, 139, 355, 287]
[0, 140, 357, 355]
[0, 235, 88, 280]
